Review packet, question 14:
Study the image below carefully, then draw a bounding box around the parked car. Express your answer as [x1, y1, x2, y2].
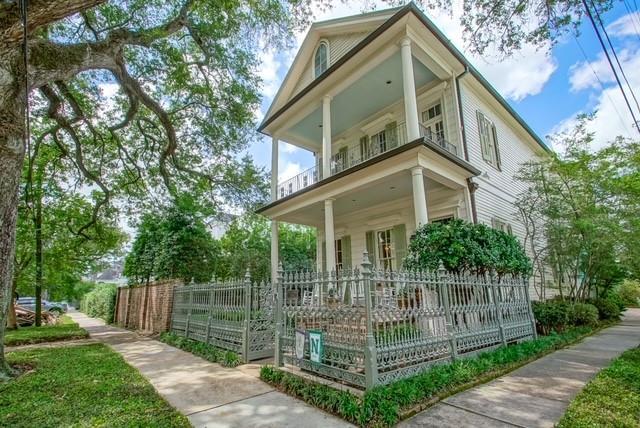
[15, 297, 59, 312]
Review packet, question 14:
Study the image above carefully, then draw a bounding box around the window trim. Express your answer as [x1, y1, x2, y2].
[313, 40, 330, 79]
[492, 217, 512, 235]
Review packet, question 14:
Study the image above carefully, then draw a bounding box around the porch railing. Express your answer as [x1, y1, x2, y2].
[170, 272, 274, 362]
[275, 122, 462, 200]
[274, 252, 537, 389]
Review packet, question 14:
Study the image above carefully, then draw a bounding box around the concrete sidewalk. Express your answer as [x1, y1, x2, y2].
[400, 308, 640, 428]
[68, 311, 351, 428]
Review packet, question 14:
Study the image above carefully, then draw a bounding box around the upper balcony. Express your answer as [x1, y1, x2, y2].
[276, 121, 460, 200]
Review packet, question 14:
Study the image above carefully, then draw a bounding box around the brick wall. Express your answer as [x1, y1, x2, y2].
[114, 280, 180, 334]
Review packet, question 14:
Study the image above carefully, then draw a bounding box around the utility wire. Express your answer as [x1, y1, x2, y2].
[574, 35, 632, 136]
[582, 0, 640, 134]
[591, 1, 640, 123]
[621, 1, 640, 43]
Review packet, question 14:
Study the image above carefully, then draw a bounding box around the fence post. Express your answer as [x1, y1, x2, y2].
[362, 251, 379, 389]
[524, 276, 538, 339]
[205, 283, 214, 345]
[439, 266, 458, 361]
[491, 270, 507, 346]
[185, 280, 194, 339]
[242, 268, 252, 363]
[274, 262, 284, 367]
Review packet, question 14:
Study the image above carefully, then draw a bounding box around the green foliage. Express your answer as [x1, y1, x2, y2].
[0, 344, 189, 426]
[403, 219, 531, 276]
[532, 300, 570, 335]
[81, 284, 118, 323]
[214, 214, 316, 282]
[558, 347, 640, 428]
[4, 316, 88, 346]
[568, 303, 599, 327]
[262, 325, 597, 427]
[616, 280, 640, 307]
[159, 332, 240, 367]
[588, 297, 622, 321]
[124, 202, 218, 284]
[516, 119, 640, 300]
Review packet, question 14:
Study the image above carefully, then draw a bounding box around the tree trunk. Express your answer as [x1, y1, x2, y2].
[6, 277, 17, 330]
[0, 51, 26, 380]
[34, 174, 43, 326]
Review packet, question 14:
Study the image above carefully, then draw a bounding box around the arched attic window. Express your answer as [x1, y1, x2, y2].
[314, 40, 329, 78]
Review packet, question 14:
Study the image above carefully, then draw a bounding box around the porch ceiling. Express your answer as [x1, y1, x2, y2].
[288, 51, 436, 147]
[277, 171, 446, 227]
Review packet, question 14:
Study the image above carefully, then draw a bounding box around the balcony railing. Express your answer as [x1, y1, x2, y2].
[419, 123, 458, 157]
[275, 122, 460, 200]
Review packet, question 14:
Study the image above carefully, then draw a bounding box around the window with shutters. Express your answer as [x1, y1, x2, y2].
[313, 41, 329, 78]
[477, 111, 501, 169]
[421, 102, 445, 144]
[371, 129, 387, 154]
[376, 228, 395, 271]
[492, 218, 512, 235]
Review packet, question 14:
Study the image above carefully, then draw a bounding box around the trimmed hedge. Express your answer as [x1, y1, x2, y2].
[80, 284, 117, 323]
[261, 325, 600, 427]
[159, 332, 240, 367]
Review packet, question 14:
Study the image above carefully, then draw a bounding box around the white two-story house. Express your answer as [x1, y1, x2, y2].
[257, 4, 550, 283]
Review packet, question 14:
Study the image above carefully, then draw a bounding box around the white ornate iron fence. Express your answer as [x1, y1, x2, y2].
[274, 252, 536, 389]
[170, 271, 274, 362]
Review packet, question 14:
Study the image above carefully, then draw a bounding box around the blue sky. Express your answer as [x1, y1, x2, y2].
[247, 2, 640, 183]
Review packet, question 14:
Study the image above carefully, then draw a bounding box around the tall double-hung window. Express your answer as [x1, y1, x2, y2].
[314, 41, 329, 78]
[477, 111, 501, 169]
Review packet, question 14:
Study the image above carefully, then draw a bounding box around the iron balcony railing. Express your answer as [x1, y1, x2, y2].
[275, 122, 460, 200]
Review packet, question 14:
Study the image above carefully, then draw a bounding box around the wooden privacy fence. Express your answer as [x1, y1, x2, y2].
[114, 280, 179, 334]
[274, 252, 537, 389]
[170, 271, 274, 362]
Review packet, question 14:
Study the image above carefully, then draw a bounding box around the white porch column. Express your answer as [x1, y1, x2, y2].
[411, 167, 429, 228]
[316, 228, 323, 271]
[271, 220, 279, 283]
[271, 136, 279, 201]
[324, 199, 336, 272]
[401, 37, 420, 141]
[322, 95, 332, 179]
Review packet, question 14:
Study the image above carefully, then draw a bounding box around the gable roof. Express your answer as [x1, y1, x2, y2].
[258, 2, 549, 153]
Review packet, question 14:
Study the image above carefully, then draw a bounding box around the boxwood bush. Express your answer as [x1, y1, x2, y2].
[403, 219, 531, 276]
[588, 297, 622, 321]
[568, 303, 599, 327]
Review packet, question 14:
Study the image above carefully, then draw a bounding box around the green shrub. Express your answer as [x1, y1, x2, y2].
[532, 300, 570, 334]
[80, 284, 117, 323]
[616, 280, 640, 307]
[261, 325, 597, 427]
[159, 332, 240, 367]
[605, 292, 626, 312]
[568, 303, 599, 327]
[588, 297, 622, 320]
[403, 219, 531, 276]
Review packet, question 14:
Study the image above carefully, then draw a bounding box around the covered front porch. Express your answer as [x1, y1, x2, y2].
[260, 143, 479, 279]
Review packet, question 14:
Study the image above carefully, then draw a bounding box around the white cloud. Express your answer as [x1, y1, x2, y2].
[99, 82, 120, 97]
[280, 141, 299, 154]
[607, 11, 640, 38]
[554, 35, 640, 149]
[278, 161, 303, 181]
[258, 47, 283, 100]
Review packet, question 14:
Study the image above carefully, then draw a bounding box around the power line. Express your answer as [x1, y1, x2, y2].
[621, 0, 640, 44]
[591, 1, 640, 122]
[582, 0, 640, 134]
[574, 36, 632, 136]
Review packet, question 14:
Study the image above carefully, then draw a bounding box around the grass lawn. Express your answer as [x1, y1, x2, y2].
[557, 346, 640, 428]
[1, 344, 190, 427]
[4, 315, 89, 346]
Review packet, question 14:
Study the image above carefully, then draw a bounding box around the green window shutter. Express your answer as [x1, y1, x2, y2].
[321, 241, 326, 272]
[342, 235, 352, 269]
[365, 230, 376, 267]
[385, 121, 398, 149]
[491, 124, 502, 170]
[477, 111, 491, 162]
[393, 224, 407, 266]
